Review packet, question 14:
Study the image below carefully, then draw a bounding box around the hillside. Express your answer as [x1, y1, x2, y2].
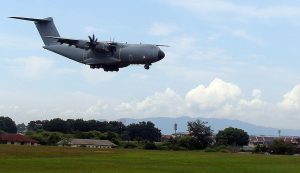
[121, 117, 300, 136]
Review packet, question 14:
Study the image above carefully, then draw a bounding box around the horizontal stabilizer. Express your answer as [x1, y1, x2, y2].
[9, 17, 51, 22]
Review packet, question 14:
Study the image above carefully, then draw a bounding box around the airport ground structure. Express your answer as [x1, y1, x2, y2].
[0, 133, 38, 146]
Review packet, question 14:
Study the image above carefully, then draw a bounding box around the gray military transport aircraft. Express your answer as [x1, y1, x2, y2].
[10, 17, 166, 72]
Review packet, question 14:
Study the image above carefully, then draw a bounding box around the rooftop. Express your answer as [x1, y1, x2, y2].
[0, 133, 37, 143]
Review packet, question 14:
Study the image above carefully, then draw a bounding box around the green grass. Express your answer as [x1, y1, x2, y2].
[0, 145, 300, 173]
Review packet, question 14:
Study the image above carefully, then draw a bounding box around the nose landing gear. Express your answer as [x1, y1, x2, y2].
[144, 64, 151, 70]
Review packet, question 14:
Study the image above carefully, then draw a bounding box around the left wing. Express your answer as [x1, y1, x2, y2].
[46, 36, 116, 52]
[45, 36, 88, 49]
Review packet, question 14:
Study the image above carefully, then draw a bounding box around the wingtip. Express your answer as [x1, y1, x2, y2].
[8, 17, 52, 22]
[156, 44, 171, 47]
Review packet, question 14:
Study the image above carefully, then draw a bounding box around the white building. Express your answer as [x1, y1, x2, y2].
[58, 139, 117, 148]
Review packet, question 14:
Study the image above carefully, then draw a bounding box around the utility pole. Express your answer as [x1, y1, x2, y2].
[174, 123, 177, 136]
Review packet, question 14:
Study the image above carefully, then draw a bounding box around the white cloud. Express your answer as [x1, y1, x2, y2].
[148, 23, 179, 36]
[130, 73, 149, 80]
[86, 100, 110, 116]
[133, 88, 186, 116]
[186, 78, 242, 110]
[81, 78, 276, 126]
[0, 33, 41, 49]
[53, 68, 76, 76]
[252, 89, 262, 99]
[2, 77, 300, 129]
[84, 88, 187, 120]
[16, 56, 53, 78]
[238, 89, 266, 109]
[81, 66, 117, 83]
[162, 35, 232, 64]
[231, 29, 264, 46]
[166, 0, 300, 20]
[84, 26, 106, 35]
[279, 85, 300, 111]
[167, 0, 251, 14]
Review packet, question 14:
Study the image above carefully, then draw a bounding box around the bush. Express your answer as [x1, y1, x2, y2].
[155, 142, 169, 150]
[165, 136, 199, 150]
[144, 142, 157, 150]
[204, 145, 229, 152]
[205, 147, 217, 152]
[27, 131, 64, 145]
[111, 138, 120, 145]
[269, 140, 295, 155]
[123, 142, 137, 149]
[254, 144, 268, 153]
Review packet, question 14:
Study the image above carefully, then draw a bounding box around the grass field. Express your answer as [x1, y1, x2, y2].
[0, 145, 300, 173]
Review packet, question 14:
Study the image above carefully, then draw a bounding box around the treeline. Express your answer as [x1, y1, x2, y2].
[27, 118, 161, 142]
[27, 119, 125, 134]
[2, 116, 300, 155]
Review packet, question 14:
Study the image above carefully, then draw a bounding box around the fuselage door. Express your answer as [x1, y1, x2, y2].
[129, 54, 133, 62]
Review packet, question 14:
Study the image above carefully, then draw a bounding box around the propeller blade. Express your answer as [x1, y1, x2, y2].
[87, 34, 99, 48]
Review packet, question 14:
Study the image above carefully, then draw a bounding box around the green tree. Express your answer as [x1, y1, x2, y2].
[269, 139, 295, 155]
[216, 127, 249, 146]
[108, 121, 126, 134]
[43, 118, 68, 133]
[0, 116, 17, 133]
[127, 121, 161, 142]
[48, 133, 62, 145]
[177, 136, 197, 150]
[27, 131, 63, 145]
[27, 120, 44, 131]
[187, 119, 213, 149]
[74, 119, 89, 132]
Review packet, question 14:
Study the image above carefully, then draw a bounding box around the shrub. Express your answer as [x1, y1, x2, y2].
[144, 142, 157, 150]
[254, 144, 268, 153]
[205, 147, 217, 152]
[111, 138, 120, 145]
[123, 142, 137, 149]
[269, 139, 295, 155]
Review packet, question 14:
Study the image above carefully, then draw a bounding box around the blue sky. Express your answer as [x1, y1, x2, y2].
[1, 0, 300, 130]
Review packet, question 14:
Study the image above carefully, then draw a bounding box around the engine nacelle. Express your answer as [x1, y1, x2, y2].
[95, 43, 110, 52]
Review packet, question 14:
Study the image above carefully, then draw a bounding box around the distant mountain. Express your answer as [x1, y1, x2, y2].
[120, 116, 300, 136]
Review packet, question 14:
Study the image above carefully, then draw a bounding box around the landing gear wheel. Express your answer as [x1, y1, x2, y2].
[144, 64, 150, 70]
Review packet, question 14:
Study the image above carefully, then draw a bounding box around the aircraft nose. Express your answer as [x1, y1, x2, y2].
[158, 49, 165, 60]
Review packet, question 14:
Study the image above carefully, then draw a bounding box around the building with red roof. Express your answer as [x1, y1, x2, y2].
[0, 133, 38, 146]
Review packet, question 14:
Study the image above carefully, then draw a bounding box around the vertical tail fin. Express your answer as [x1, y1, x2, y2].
[9, 17, 60, 46]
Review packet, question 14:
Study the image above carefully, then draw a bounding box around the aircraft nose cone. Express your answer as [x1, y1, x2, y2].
[158, 49, 165, 60]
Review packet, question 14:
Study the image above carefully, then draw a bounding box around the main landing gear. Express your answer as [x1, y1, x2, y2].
[89, 65, 119, 72]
